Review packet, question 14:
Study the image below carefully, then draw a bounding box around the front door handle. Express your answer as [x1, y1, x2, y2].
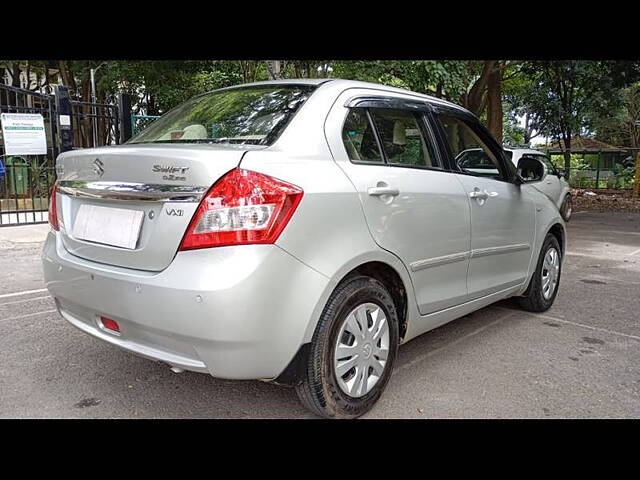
[469, 188, 498, 205]
[469, 190, 489, 200]
[368, 186, 400, 197]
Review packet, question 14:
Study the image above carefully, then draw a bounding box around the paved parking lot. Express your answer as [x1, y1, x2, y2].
[1, 212, 639, 418]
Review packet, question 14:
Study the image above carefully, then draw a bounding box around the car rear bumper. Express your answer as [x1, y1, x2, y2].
[42, 232, 329, 380]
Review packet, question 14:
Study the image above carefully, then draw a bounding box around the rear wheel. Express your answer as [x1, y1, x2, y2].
[560, 194, 572, 221]
[295, 275, 399, 419]
[518, 233, 562, 312]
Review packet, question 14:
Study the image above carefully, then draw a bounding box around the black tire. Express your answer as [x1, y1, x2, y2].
[295, 275, 399, 419]
[560, 194, 572, 222]
[517, 234, 562, 312]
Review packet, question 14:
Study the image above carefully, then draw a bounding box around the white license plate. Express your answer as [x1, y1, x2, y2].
[72, 204, 144, 250]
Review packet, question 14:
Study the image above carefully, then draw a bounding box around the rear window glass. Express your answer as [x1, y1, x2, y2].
[128, 85, 317, 146]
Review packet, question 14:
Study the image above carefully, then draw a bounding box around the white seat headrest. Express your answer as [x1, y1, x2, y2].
[182, 124, 208, 140]
[393, 121, 406, 145]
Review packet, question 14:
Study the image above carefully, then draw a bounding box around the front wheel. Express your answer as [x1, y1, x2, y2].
[518, 233, 562, 312]
[295, 275, 399, 419]
[560, 194, 572, 221]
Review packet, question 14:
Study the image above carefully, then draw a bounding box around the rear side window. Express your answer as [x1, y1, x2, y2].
[439, 115, 504, 180]
[369, 108, 439, 168]
[341, 109, 383, 163]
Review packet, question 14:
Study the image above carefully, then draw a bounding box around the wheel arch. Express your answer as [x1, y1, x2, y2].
[344, 261, 409, 342]
[273, 257, 414, 386]
[548, 222, 566, 256]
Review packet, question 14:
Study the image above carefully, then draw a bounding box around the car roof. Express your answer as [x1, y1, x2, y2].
[211, 78, 472, 115]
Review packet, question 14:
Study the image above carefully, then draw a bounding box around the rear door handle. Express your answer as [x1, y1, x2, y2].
[368, 186, 399, 197]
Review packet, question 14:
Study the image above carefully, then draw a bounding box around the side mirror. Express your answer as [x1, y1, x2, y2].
[557, 169, 567, 178]
[514, 156, 546, 185]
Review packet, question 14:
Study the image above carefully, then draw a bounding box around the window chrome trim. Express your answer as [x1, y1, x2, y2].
[344, 95, 429, 111]
[57, 181, 208, 202]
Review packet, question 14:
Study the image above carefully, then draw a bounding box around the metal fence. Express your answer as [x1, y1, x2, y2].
[0, 84, 59, 226]
[1, 83, 122, 227]
[0, 161, 56, 225]
[70, 100, 120, 148]
[547, 149, 639, 190]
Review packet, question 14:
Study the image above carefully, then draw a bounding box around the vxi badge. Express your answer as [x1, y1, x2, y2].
[152, 165, 190, 181]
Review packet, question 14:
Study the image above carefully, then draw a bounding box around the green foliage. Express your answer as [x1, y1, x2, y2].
[612, 162, 636, 189]
[8, 59, 640, 157]
[98, 61, 246, 115]
[589, 82, 640, 148]
[331, 60, 472, 100]
[502, 105, 526, 146]
[517, 62, 640, 148]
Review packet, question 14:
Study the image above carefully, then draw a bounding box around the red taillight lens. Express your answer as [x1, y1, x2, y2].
[48, 181, 59, 231]
[179, 168, 303, 250]
[100, 316, 120, 333]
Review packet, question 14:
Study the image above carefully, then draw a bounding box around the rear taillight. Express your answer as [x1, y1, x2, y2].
[48, 181, 59, 231]
[179, 168, 303, 250]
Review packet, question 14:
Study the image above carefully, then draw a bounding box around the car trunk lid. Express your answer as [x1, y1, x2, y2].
[55, 143, 265, 271]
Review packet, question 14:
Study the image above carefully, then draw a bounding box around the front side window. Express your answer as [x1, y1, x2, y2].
[341, 109, 383, 163]
[439, 115, 503, 180]
[128, 84, 316, 146]
[369, 108, 439, 168]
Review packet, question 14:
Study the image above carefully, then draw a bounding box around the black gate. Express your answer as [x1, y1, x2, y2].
[0, 84, 124, 226]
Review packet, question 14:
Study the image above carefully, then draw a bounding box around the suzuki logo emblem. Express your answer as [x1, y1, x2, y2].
[93, 159, 104, 178]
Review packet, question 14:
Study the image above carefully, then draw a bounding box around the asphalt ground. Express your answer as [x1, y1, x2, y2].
[1, 212, 639, 418]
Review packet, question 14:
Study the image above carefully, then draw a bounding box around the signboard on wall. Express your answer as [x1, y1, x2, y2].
[0, 113, 47, 155]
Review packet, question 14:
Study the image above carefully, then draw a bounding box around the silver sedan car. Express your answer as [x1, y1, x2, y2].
[42, 79, 565, 418]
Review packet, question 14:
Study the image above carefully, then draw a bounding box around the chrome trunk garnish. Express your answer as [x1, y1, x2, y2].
[57, 180, 208, 202]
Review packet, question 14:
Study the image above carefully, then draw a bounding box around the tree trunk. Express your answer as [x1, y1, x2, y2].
[523, 113, 531, 144]
[463, 60, 497, 116]
[265, 61, 282, 80]
[562, 134, 572, 181]
[57, 61, 76, 91]
[633, 152, 640, 198]
[486, 63, 503, 143]
[7, 62, 22, 88]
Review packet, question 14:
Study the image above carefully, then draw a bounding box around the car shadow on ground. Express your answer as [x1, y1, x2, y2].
[61, 301, 524, 419]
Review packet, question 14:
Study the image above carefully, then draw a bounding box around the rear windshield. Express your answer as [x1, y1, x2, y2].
[128, 84, 317, 146]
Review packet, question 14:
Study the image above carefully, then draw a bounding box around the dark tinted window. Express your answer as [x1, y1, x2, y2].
[341, 109, 383, 163]
[369, 108, 439, 168]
